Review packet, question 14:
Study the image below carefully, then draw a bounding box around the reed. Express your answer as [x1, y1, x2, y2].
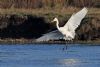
[0, 0, 99, 8]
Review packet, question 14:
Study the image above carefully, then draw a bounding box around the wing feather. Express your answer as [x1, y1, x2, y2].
[36, 30, 64, 42]
[64, 7, 88, 31]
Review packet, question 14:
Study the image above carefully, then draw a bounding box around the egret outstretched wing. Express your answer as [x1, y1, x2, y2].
[36, 30, 64, 41]
[36, 7, 88, 41]
[64, 7, 88, 31]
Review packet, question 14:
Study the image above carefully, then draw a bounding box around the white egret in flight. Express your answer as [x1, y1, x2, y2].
[36, 7, 88, 41]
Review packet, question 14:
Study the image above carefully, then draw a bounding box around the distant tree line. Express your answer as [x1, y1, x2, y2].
[0, 0, 99, 8]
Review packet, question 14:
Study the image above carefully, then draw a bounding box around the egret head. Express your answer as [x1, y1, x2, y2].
[52, 17, 58, 22]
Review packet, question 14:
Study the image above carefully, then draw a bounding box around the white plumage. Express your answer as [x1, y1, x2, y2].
[36, 7, 88, 41]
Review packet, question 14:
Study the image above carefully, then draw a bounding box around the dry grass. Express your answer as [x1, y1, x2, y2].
[0, 7, 99, 25]
[0, 0, 99, 8]
[0, 8, 99, 15]
[0, 8, 99, 23]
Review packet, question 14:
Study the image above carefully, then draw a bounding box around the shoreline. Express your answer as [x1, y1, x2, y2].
[0, 39, 99, 45]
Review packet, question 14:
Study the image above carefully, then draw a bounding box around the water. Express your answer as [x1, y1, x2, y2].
[0, 44, 100, 67]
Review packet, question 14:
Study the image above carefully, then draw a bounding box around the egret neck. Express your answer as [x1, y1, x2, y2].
[55, 18, 60, 30]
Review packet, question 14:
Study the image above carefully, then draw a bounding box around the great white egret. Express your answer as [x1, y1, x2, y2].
[36, 7, 88, 41]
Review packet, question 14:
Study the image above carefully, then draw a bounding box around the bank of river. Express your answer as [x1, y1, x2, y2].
[0, 39, 99, 45]
[0, 8, 99, 43]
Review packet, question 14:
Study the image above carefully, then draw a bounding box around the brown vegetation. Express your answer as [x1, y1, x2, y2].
[0, 14, 50, 39]
[76, 16, 100, 40]
[0, 0, 99, 9]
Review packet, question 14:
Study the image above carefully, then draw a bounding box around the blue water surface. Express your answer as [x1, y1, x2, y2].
[0, 44, 100, 67]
